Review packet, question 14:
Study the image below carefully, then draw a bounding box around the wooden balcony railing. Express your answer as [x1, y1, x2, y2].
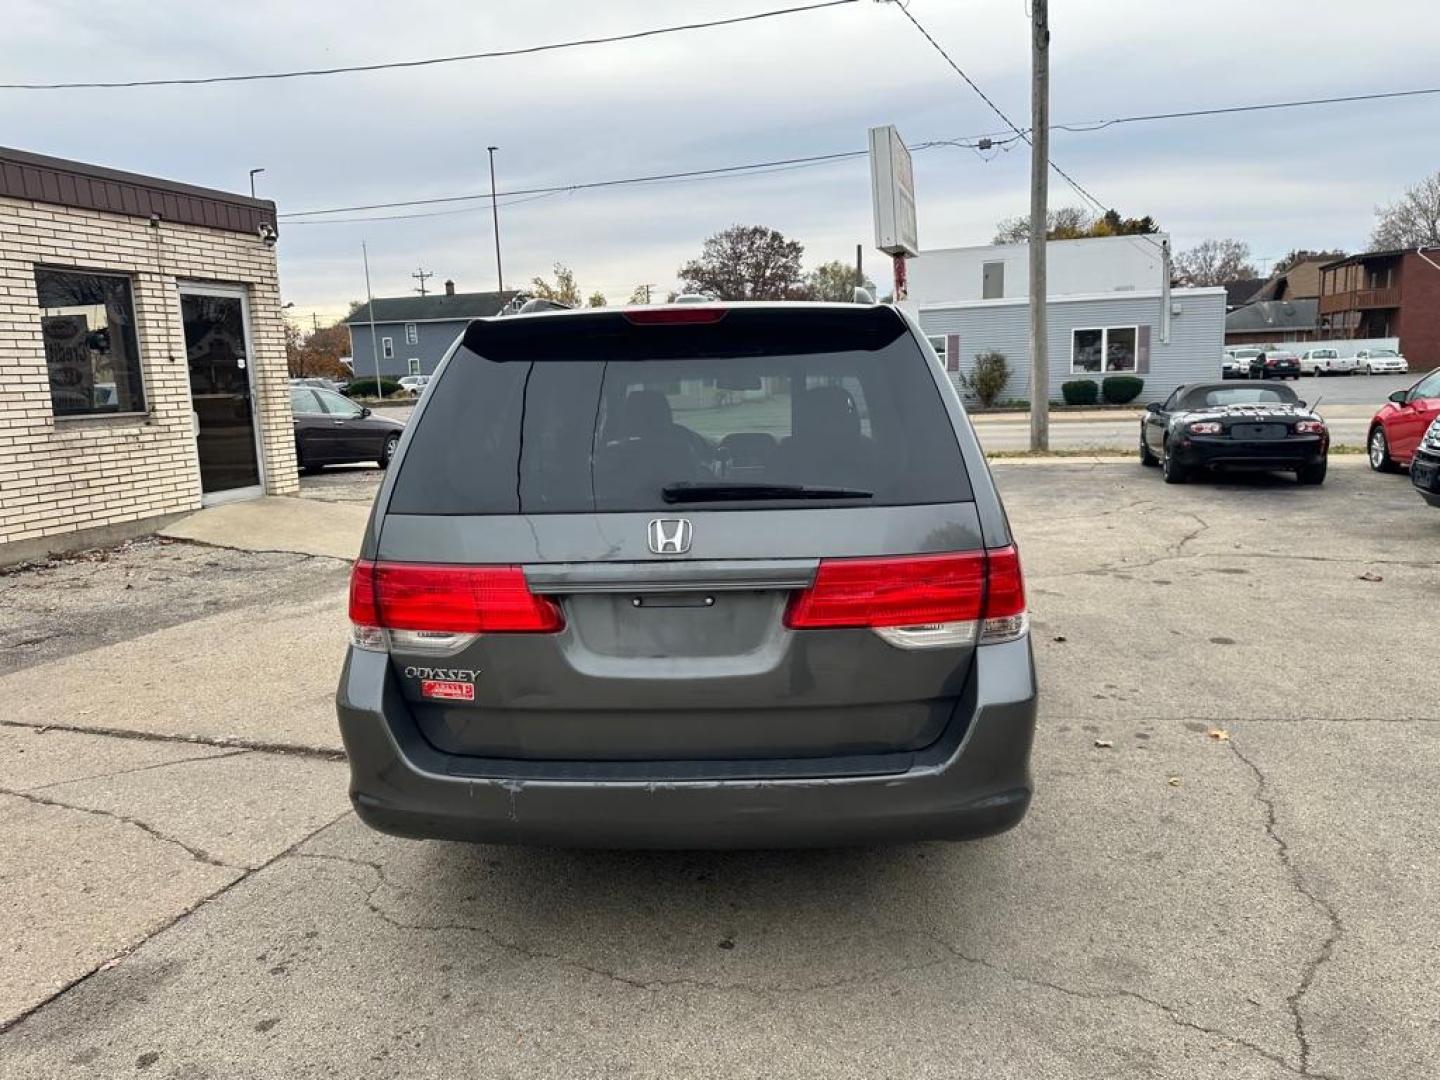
[1318, 286, 1401, 314]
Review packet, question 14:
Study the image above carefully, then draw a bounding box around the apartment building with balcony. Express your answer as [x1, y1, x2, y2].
[1317, 247, 1440, 371]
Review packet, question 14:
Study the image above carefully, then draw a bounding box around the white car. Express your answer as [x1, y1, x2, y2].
[1356, 348, 1408, 375]
[1299, 348, 1358, 376]
[1223, 347, 1261, 379]
[397, 375, 431, 397]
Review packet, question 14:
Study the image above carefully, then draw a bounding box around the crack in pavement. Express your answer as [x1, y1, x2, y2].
[0, 718, 344, 761]
[20, 748, 252, 794]
[161, 536, 354, 565]
[293, 851, 955, 997]
[297, 851, 1328, 1075]
[1032, 548, 1438, 581]
[0, 807, 356, 1037]
[1227, 738, 1345, 1079]
[0, 786, 233, 868]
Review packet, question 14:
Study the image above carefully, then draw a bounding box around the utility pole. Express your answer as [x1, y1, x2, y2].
[362, 241, 382, 395]
[1160, 238, 1173, 345]
[411, 267, 434, 296]
[640, 283, 655, 304]
[1028, 0, 1050, 452]
[487, 147, 504, 294]
[311, 312, 320, 333]
[856, 243, 864, 289]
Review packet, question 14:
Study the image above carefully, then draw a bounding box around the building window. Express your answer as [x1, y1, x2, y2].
[407, 357, 421, 375]
[926, 335, 946, 359]
[35, 268, 145, 417]
[405, 322, 418, 344]
[1071, 326, 1138, 373]
[982, 261, 1005, 300]
[382, 336, 394, 359]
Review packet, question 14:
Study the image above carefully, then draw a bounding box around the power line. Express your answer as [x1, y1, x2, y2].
[1048, 86, 1440, 133]
[882, 0, 1160, 249]
[0, 0, 859, 90]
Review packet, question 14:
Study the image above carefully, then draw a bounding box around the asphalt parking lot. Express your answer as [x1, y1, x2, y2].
[1, 459, 1437, 1078]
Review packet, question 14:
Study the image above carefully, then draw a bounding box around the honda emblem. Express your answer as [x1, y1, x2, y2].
[647, 518, 693, 555]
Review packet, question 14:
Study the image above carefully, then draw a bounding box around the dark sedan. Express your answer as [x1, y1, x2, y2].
[1248, 349, 1301, 380]
[1412, 417, 1440, 508]
[291, 386, 405, 472]
[1140, 382, 1328, 485]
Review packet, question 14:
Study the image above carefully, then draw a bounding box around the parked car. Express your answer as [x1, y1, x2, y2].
[1299, 347, 1358, 376]
[1248, 348, 1300, 380]
[1367, 369, 1440, 473]
[1411, 417, 1440, 508]
[398, 375, 431, 397]
[1356, 348, 1409, 375]
[291, 376, 345, 394]
[291, 385, 405, 472]
[338, 302, 1036, 847]
[1224, 347, 1261, 379]
[1140, 381, 1328, 485]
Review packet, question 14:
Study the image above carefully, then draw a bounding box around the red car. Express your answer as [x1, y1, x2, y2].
[1368, 369, 1440, 471]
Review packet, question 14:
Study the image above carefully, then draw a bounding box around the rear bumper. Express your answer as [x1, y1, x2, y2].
[336, 637, 1038, 848]
[1172, 434, 1326, 470]
[1412, 449, 1440, 507]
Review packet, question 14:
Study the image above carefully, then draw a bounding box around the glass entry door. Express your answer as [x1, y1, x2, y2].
[181, 287, 262, 500]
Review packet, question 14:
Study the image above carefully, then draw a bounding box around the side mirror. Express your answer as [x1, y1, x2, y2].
[1388, 390, 1408, 405]
[360, 406, 372, 418]
[1145, 402, 1163, 414]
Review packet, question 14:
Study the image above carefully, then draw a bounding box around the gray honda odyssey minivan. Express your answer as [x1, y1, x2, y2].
[338, 302, 1037, 847]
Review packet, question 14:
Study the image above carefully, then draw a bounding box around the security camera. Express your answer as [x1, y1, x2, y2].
[257, 222, 278, 247]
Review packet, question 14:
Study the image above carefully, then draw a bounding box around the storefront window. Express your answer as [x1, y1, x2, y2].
[35, 269, 145, 416]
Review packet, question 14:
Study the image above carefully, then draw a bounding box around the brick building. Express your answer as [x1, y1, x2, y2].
[1317, 247, 1440, 372]
[0, 147, 297, 563]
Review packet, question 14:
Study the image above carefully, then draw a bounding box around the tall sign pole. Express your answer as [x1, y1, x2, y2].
[1029, 0, 1050, 451]
[868, 125, 918, 303]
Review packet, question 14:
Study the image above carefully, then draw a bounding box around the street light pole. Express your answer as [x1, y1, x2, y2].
[487, 147, 504, 294]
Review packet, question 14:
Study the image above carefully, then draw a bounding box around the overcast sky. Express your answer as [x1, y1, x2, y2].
[3, 0, 1436, 323]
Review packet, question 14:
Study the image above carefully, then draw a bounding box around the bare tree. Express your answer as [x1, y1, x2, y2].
[678, 225, 805, 300]
[992, 206, 1156, 244]
[529, 263, 582, 306]
[1371, 172, 1440, 249]
[1173, 239, 1258, 286]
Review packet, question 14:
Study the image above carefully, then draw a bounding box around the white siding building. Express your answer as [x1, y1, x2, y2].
[903, 235, 1227, 405]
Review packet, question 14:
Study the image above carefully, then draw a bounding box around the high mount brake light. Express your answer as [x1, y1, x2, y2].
[784, 547, 1027, 648]
[348, 561, 564, 652]
[622, 307, 728, 325]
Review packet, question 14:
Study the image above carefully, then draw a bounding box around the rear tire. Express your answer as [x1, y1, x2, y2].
[1368, 426, 1399, 473]
[1297, 459, 1327, 485]
[1162, 441, 1188, 484]
[378, 433, 399, 469]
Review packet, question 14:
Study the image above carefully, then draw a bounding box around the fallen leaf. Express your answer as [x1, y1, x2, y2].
[1358, 571, 1383, 582]
[1053, 635, 1068, 643]
[1207, 728, 1230, 741]
[1093, 739, 1113, 748]
[1167, 776, 1182, 786]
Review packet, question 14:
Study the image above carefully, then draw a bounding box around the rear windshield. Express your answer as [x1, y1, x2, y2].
[387, 308, 971, 515]
[1179, 385, 1299, 409]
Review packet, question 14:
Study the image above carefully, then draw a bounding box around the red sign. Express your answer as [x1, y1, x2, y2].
[420, 679, 475, 701]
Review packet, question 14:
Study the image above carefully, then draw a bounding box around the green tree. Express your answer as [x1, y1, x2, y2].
[627, 284, 653, 305]
[529, 263, 582, 306]
[803, 260, 877, 302]
[586, 291, 608, 308]
[678, 224, 805, 300]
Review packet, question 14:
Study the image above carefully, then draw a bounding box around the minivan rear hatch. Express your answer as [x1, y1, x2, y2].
[368, 305, 995, 764]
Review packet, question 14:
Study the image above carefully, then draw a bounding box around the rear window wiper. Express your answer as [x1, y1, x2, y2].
[661, 481, 874, 503]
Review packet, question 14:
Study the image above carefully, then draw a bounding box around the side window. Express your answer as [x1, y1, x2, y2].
[382, 336, 394, 359]
[407, 358, 421, 376]
[315, 389, 361, 418]
[289, 387, 323, 415]
[1411, 372, 1440, 401]
[1162, 388, 1183, 412]
[404, 322, 418, 345]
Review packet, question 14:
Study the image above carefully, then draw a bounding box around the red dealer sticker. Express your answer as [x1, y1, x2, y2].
[420, 679, 475, 701]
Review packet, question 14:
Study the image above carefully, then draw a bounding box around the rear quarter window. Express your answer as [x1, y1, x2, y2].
[387, 308, 972, 515]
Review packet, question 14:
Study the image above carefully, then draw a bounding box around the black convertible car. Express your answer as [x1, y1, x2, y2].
[1139, 382, 1329, 485]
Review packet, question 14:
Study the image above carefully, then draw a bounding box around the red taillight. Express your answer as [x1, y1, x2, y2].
[348, 560, 563, 634]
[784, 546, 1025, 634]
[623, 307, 727, 325]
[1265, 358, 1278, 366]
